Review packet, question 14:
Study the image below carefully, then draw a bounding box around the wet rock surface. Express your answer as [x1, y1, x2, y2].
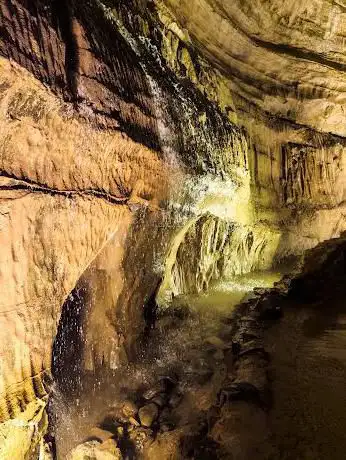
[55, 237, 346, 459]
[56, 270, 285, 459]
[67, 439, 122, 460]
[3, 2, 346, 458]
[138, 404, 159, 428]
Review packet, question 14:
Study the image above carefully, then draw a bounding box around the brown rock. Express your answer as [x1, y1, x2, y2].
[139, 404, 159, 427]
[121, 400, 138, 418]
[99, 439, 122, 457]
[129, 417, 140, 427]
[67, 440, 122, 460]
[205, 336, 228, 350]
[150, 394, 166, 408]
[88, 427, 114, 443]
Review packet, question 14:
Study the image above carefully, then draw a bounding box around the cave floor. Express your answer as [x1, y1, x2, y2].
[52, 271, 346, 459]
[51, 271, 282, 458]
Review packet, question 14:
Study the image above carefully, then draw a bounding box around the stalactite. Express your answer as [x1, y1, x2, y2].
[158, 213, 281, 303]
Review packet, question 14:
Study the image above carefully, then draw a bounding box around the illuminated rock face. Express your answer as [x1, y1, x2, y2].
[1, 0, 346, 456]
[160, 0, 346, 219]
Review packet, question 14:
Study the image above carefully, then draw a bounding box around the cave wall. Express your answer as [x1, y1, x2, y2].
[0, 1, 250, 455]
[1, 0, 346, 457]
[158, 0, 346, 240]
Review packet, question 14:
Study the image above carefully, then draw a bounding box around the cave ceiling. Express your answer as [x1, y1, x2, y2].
[161, 0, 346, 136]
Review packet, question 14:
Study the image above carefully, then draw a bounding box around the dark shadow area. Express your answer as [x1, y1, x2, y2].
[52, 278, 90, 396]
[51, 0, 80, 102]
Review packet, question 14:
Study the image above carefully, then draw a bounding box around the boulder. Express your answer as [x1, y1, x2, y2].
[67, 440, 122, 460]
[88, 427, 114, 443]
[139, 404, 159, 427]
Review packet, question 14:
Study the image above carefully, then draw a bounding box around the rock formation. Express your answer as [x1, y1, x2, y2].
[1, 0, 346, 457]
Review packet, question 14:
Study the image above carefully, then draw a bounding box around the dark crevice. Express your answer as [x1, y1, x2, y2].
[0, 172, 130, 205]
[51, 0, 79, 102]
[253, 37, 346, 73]
[143, 278, 161, 334]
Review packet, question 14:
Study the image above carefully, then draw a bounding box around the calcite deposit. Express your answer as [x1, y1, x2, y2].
[1, 0, 346, 457]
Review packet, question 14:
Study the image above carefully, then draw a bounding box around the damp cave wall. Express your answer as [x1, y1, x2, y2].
[1, 0, 346, 457]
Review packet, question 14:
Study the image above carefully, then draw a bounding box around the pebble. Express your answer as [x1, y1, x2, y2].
[129, 417, 140, 427]
[139, 403, 159, 427]
[122, 400, 137, 418]
[205, 336, 228, 349]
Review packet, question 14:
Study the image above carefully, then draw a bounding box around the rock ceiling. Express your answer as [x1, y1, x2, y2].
[163, 0, 346, 136]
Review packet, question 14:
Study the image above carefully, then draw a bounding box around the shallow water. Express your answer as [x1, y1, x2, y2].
[51, 270, 282, 458]
[182, 270, 283, 318]
[267, 297, 346, 460]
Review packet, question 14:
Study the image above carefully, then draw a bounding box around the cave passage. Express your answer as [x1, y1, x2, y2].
[3, 0, 346, 459]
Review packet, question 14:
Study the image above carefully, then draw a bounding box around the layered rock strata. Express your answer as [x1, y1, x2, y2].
[1, 0, 346, 457]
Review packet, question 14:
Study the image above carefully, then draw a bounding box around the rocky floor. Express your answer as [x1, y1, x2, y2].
[47, 271, 283, 459]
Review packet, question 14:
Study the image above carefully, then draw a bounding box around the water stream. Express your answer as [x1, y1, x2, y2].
[50, 265, 346, 460]
[51, 270, 282, 458]
[266, 295, 346, 460]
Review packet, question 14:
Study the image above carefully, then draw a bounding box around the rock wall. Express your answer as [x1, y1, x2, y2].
[159, 0, 346, 233]
[1, 0, 346, 457]
[158, 214, 280, 301]
[0, 1, 248, 455]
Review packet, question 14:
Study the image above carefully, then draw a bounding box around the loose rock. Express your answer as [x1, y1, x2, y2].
[129, 417, 140, 427]
[151, 394, 166, 407]
[143, 382, 164, 400]
[139, 403, 159, 427]
[99, 439, 121, 456]
[67, 440, 122, 460]
[88, 427, 114, 443]
[205, 336, 228, 349]
[121, 400, 137, 418]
